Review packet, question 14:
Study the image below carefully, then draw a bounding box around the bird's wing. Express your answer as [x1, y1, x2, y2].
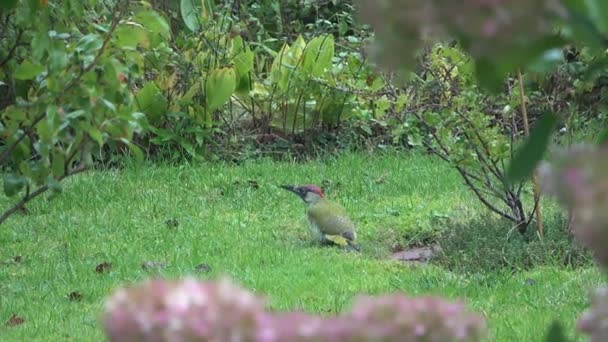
[324, 234, 349, 246]
[308, 201, 356, 239]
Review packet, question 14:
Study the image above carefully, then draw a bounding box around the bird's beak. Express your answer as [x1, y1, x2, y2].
[280, 185, 298, 194]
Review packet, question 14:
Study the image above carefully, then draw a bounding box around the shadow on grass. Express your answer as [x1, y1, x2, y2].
[432, 213, 594, 274]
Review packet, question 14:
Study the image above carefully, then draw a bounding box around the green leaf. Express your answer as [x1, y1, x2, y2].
[86, 126, 104, 147]
[475, 36, 566, 92]
[561, 1, 608, 51]
[232, 47, 254, 96]
[269, 43, 291, 91]
[234, 73, 252, 97]
[77, 33, 103, 53]
[51, 150, 65, 178]
[113, 25, 148, 49]
[47, 47, 69, 72]
[135, 82, 167, 124]
[123, 140, 144, 163]
[233, 49, 254, 76]
[588, 0, 608, 34]
[14, 60, 45, 80]
[543, 320, 571, 342]
[3, 173, 26, 197]
[303, 35, 335, 77]
[180, 0, 201, 32]
[47, 177, 63, 194]
[135, 10, 170, 39]
[205, 67, 237, 112]
[507, 112, 560, 183]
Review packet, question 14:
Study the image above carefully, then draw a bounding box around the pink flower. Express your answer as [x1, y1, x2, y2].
[103, 278, 486, 341]
[578, 287, 608, 342]
[538, 145, 608, 266]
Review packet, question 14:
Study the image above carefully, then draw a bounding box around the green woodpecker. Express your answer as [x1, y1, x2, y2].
[281, 184, 360, 251]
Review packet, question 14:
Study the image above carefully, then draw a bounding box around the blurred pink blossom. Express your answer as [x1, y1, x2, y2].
[538, 145, 608, 266]
[103, 277, 486, 341]
[578, 287, 608, 342]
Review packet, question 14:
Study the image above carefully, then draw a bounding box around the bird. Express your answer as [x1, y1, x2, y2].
[280, 184, 360, 252]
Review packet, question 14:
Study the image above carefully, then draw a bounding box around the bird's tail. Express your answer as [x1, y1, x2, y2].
[346, 240, 361, 253]
[324, 234, 361, 252]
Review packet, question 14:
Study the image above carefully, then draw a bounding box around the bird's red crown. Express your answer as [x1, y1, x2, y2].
[303, 184, 324, 197]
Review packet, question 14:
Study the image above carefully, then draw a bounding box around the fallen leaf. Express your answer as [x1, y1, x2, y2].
[142, 261, 167, 271]
[5, 314, 25, 327]
[67, 291, 83, 301]
[391, 245, 441, 263]
[194, 263, 211, 273]
[95, 262, 112, 274]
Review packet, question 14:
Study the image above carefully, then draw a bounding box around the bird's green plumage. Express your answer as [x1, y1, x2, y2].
[281, 184, 359, 251]
[307, 198, 356, 241]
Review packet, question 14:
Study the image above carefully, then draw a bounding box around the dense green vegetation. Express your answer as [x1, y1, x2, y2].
[1, 153, 603, 341]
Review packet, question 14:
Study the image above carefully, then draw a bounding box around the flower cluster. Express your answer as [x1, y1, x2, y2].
[577, 287, 608, 342]
[103, 277, 486, 342]
[102, 277, 263, 341]
[538, 145, 608, 266]
[341, 294, 486, 341]
[355, 0, 565, 69]
[537, 145, 608, 340]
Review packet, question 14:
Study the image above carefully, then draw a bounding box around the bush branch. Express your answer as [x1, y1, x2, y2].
[0, 165, 88, 225]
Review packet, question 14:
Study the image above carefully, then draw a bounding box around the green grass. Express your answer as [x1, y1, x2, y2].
[0, 152, 604, 341]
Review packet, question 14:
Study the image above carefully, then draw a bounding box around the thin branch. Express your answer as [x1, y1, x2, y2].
[0, 165, 88, 225]
[0, 113, 46, 166]
[456, 166, 518, 222]
[415, 113, 516, 221]
[0, 28, 23, 68]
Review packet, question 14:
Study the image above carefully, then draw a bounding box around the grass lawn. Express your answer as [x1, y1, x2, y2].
[0, 152, 604, 341]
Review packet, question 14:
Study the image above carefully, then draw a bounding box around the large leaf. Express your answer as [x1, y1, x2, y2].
[135, 10, 170, 39]
[232, 48, 254, 96]
[233, 49, 254, 76]
[13, 60, 45, 80]
[588, 0, 608, 34]
[205, 67, 236, 112]
[180, 0, 201, 32]
[561, 0, 608, 51]
[506, 112, 559, 183]
[269, 43, 291, 91]
[113, 25, 149, 49]
[302, 35, 335, 77]
[475, 36, 566, 92]
[135, 82, 167, 124]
